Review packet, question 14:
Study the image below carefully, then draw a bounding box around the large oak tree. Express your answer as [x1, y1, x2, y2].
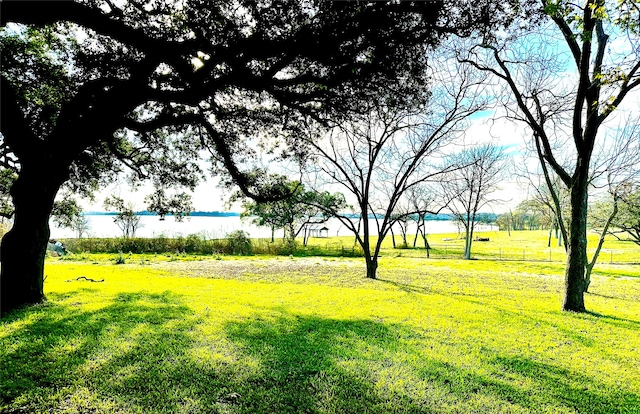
[0, 0, 502, 315]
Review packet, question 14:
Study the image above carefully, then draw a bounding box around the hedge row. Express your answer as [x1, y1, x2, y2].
[61, 232, 363, 257]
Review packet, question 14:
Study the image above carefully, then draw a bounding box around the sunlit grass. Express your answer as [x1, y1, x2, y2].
[2, 252, 639, 413]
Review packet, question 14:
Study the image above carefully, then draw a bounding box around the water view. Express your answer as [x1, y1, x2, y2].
[48, 212, 496, 240]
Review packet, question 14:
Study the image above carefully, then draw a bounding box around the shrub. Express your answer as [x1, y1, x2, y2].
[226, 230, 253, 255]
[113, 252, 126, 264]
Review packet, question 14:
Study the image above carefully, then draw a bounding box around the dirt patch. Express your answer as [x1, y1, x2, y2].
[152, 257, 362, 280]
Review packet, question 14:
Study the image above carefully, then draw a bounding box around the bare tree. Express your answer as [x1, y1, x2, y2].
[584, 119, 640, 289]
[388, 209, 411, 249]
[458, 1, 640, 312]
[407, 185, 443, 257]
[443, 143, 507, 259]
[513, 151, 570, 247]
[304, 57, 487, 278]
[103, 196, 142, 239]
[71, 215, 91, 239]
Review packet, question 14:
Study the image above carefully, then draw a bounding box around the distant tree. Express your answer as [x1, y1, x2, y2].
[507, 199, 554, 232]
[406, 186, 442, 255]
[70, 215, 91, 239]
[50, 197, 90, 238]
[390, 208, 412, 249]
[496, 211, 513, 233]
[443, 144, 507, 260]
[144, 187, 194, 222]
[390, 185, 446, 255]
[236, 180, 346, 248]
[103, 195, 142, 239]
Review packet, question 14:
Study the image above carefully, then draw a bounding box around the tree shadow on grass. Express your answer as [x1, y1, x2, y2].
[222, 309, 640, 414]
[223, 310, 437, 413]
[0, 290, 206, 413]
[490, 354, 640, 414]
[3, 292, 638, 414]
[585, 310, 640, 329]
[375, 278, 431, 294]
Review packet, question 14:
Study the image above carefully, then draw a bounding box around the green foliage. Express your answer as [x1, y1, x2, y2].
[225, 230, 253, 256]
[51, 197, 84, 231]
[0, 25, 75, 137]
[61, 235, 366, 259]
[113, 252, 127, 265]
[144, 188, 194, 222]
[0, 169, 17, 219]
[63, 235, 215, 255]
[236, 180, 347, 246]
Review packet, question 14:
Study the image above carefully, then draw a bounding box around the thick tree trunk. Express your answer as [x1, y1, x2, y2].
[365, 255, 378, 279]
[563, 179, 588, 312]
[1, 168, 62, 316]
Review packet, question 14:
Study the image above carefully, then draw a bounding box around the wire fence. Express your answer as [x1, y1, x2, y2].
[389, 243, 640, 265]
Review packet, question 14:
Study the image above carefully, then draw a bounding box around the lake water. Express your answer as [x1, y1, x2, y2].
[48, 214, 497, 240]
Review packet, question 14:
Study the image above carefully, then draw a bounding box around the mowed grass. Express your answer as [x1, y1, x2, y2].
[1, 252, 639, 413]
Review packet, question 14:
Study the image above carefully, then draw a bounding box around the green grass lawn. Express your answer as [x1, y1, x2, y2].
[1, 252, 639, 413]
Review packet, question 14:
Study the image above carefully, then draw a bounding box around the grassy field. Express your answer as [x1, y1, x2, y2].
[302, 229, 640, 264]
[1, 234, 640, 413]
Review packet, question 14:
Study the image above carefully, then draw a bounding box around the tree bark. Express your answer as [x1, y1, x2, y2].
[1, 167, 63, 315]
[463, 221, 473, 260]
[365, 255, 379, 279]
[563, 176, 588, 312]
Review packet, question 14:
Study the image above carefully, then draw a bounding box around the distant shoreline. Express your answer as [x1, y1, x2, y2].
[82, 211, 477, 221]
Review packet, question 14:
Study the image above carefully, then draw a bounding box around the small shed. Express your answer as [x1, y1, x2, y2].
[308, 225, 329, 238]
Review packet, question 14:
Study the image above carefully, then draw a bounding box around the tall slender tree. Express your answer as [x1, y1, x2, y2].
[304, 56, 487, 278]
[458, 0, 640, 311]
